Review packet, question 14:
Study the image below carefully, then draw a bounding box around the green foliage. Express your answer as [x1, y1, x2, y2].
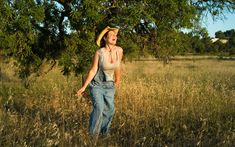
[213, 29, 235, 54]
[0, 0, 234, 80]
[118, 32, 141, 60]
[174, 28, 235, 55]
[0, 1, 45, 80]
[215, 30, 226, 39]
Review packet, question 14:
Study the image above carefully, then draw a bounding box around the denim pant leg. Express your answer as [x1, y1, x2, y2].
[100, 87, 115, 135]
[89, 86, 104, 135]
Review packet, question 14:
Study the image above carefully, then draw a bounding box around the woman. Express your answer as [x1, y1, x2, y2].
[76, 26, 123, 137]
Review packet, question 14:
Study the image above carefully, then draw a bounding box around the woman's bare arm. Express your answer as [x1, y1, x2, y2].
[76, 51, 99, 96]
[114, 47, 123, 87]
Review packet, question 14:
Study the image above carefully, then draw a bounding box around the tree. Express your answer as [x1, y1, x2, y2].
[224, 29, 235, 38]
[215, 31, 226, 39]
[228, 36, 235, 54]
[1, 0, 235, 82]
[0, 0, 45, 81]
[225, 29, 235, 54]
[213, 29, 235, 54]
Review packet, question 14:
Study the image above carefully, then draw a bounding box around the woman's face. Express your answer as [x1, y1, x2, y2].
[105, 31, 117, 45]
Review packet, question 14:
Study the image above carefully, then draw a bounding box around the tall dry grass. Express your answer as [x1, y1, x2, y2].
[0, 59, 234, 146]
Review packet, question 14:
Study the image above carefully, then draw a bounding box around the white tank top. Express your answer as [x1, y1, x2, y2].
[100, 48, 119, 81]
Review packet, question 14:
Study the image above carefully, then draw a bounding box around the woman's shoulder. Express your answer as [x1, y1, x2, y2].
[115, 46, 123, 54]
[95, 48, 103, 54]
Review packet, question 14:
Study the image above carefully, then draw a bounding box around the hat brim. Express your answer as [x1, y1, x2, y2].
[96, 26, 119, 47]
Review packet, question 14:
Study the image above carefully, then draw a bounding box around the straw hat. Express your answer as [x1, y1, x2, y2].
[96, 26, 119, 47]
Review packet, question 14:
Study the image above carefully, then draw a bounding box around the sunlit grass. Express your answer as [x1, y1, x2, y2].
[0, 59, 234, 146]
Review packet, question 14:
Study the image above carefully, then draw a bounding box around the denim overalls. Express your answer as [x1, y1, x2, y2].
[89, 48, 116, 136]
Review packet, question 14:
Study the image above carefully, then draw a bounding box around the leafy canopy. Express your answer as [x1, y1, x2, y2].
[0, 0, 234, 79]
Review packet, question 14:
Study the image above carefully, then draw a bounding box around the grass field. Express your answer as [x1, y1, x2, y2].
[0, 59, 234, 146]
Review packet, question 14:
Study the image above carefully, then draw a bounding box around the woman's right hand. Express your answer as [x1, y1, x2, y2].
[76, 87, 86, 97]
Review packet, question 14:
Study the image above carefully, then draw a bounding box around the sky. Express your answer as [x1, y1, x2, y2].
[202, 12, 235, 38]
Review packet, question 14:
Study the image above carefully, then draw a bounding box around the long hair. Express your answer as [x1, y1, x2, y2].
[100, 31, 109, 48]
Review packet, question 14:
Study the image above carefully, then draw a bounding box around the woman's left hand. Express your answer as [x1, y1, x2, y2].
[76, 87, 86, 97]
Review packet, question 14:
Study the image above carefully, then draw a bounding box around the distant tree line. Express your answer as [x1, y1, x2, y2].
[0, 0, 234, 80]
[175, 29, 235, 55]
